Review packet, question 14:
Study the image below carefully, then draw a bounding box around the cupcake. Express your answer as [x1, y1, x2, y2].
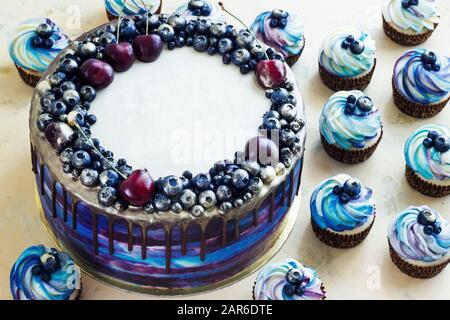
[404, 124, 450, 197]
[393, 49, 450, 118]
[253, 259, 326, 300]
[310, 174, 376, 248]
[319, 26, 376, 91]
[319, 90, 383, 164]
[104, 0, 162, 21]
[10, 245, 82, 300]
[388, 206, 450, 279]
[8, 18, 69, 87]
[382, 0, 440, 46]
[175, 0, 225, 22]
[250, 9, 305, 67]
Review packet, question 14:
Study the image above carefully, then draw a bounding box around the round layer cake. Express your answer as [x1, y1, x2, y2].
[29, 13, 306, 294]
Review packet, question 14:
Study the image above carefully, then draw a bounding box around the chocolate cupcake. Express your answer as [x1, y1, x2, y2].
[318, 26, 376, 91]
[253, 259, 326, 300]
[382, 0, 440, 46]
[10, 245, 82, 300]
[250, 9, 305, 67]
[310, 174, 376, 249]
[174, 0, 225, 22]
[388, 206, 450, 279]
[8, 18, 69, 87]
[404, 124, 450, 197]
[319, 90, 382, 164]
[393, 49, 450, 118]
[104, 0, 162, 21]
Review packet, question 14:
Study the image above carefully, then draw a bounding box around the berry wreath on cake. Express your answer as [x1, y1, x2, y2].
[29, 7, 306, 294]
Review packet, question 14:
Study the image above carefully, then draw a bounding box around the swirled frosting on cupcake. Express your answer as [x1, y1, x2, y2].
[320, 90, 382, 150]
[310, 174, 375, 232]
[254, 259, 325, 300]
[104, 0, 161, 17]
[319, 26, 375, 77]
[389, 206, 450, 262]
[10, 245, 81, 300]
[394, 49, 450, 105]
[250, 9, 305, 59]
[404, 124, 450, 181]
[175, 0, 225, 22]
[9, 18, 69, 73]
[383, 0, 440, 33]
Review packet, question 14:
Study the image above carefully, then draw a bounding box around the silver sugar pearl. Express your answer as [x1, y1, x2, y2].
[191, 205, 205, 217]
[260, 166, 276, 184]
[275, 163, 286, 176]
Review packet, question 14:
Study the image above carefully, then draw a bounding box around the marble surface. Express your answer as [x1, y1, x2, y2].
[0, 0, 449, 300]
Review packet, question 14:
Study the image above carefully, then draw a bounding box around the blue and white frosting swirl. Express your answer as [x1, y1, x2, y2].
[254, 259, 325, 300]
[104, 0, 161, 17]
[10, 245, 81, 300]
[175, 0, 225, 22]
[389, 206, 450, 262]
[394, 49, 450, 105]
[310, 174, 375, 232]
[250, 11, 305, 59]
[404, 124, 450, 181]
[319, 90, 382, 150]
[9, 18, 69, 73]
[319, 26, 376, 77]
[383, 0, 440, 33]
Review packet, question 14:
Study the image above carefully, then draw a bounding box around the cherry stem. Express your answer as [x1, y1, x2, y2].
[74, 123, 127, 180]
[117, 0, 129, 43]
[138, 0, 150, 35]
[218, 2, 270, 60]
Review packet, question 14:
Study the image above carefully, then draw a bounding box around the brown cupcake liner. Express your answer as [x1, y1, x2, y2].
[388, 241, 449, 279]
[311, 212, 375, 249]
[320, 130, 382, 164]
[382, 16, 437, 46]
[106, 1, 162, 21]
[15, 64, 41, 87]
[285, 36, 305, 67]
[252, 281, 327, 300]
[405, 165, 450, 198]
[392, 78, 448, 118]
[318, 59, 376, 92]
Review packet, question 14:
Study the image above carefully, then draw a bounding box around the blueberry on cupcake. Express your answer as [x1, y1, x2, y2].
[404, 124, 450, 197]
[388, 206, 449, 279]
[319, 26, 376, 91]
[250, 9, 305, 66]
[9, 18, 69, 87]
[310, 174, 376, 248]
[382, 0, 440, 46]
[175, 0, 225, 22]
[319, 90, 382, 164]
[104, 0, 162, 21]
[393, 49, 450, 118]
[10, 245, 81, 300]
[253, 259, 326, 300]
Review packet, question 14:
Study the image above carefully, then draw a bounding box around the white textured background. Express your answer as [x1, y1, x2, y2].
[0, 0, 449, 300]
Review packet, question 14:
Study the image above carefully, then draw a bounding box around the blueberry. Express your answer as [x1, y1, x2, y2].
[343, 178, 362, 198]
[344, 102, 356, 115]
[182, 170, 193, 180]
[31, 36, 43, 48]
[422, 137, 434, 148]
[421, 51, 437, 65]
[283, 284, 296, 297]
[341, 40, 350, 49]
[349, 40, 365, 55]
[99, 170, 120, 187]
[59, 81, 76, 92]
[434, 226, 442, 234]
[78, 42, 97, 58]
[423, 225, 434, 235]
[197, 19, 211, 34]
[401, 0, 410, 8]
[231, 48, 251, 66]
[248, 177, 263, 194]
[356, 95, 373, 112]
[191, 204, 205, 217]
[63, 90, 80, 107]
[279, 18, 288, 28]
[271, 88, 290, 105]
[278, 103, 297, 121]
[98, 186, 117, 207]
[192, 173, 211, 191]
[154, 193, 172, 211]
[49, 100, 67, 116]
[167, 41, 176, 50]
[193, 35, 209, 52]
[235, 30, 253, 49]
[264, 110, 280, 119]
[333, 185, 343, 195]
[269, 18, 279, 28]
[161, 175, 184, 196]
[157, 24, 175, 42]
[80, 168, 99, 187]
[31, 265, 42, 275]
[347, 94, 357, 104]
[188, 0, 204, 11]
[67, 110, 85, 126]
[217, 38, 234, 55]
[340, 193, 350, 204]
[180, 189, 197, 209]
[286, 268, 304, 285]
[198, 190, 217, 208]
[98, 32, 116, 46]
[40, 92, 56, 110]
[186, 36, 194, 46]
[271, 9, 289, 20]
[417, 209, 437, 226]
[59, 148, 74, 164]
[410, 0, 419, 5]
[427, 130, 439, 140]
[201, 3, 212, 16]
[209, 22, 227, 38]
[144, 203, 155, 214]
[58, 59, 78, 76]
[241, 161, 261, 176]
[36, 23, 53, 38]
[80, 86, 96, 102]
[231, 169, 250, 189]
[215, 185, 232, 202]
[280, 129, 297, 147]
[167, 14, 186, 31]
[423, 63, 433, 71]
[175, 36, 185, 48]
[86, 114, 97, 125]
[295, 285, 305, 296]
[171, 202, 183, 213]
[222, 53, 232, 64]
[432, 64, 441, 72]
[73, 137, 91, 151]
[240, 63, 250, 74]
[207, 46, 216, 56]
[37, 113, 53, 131]
[433, 135, 450, 153]
[119, 19, 137, 40]
[345, 35, 355, 43]
[214, 160, 227, 172]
